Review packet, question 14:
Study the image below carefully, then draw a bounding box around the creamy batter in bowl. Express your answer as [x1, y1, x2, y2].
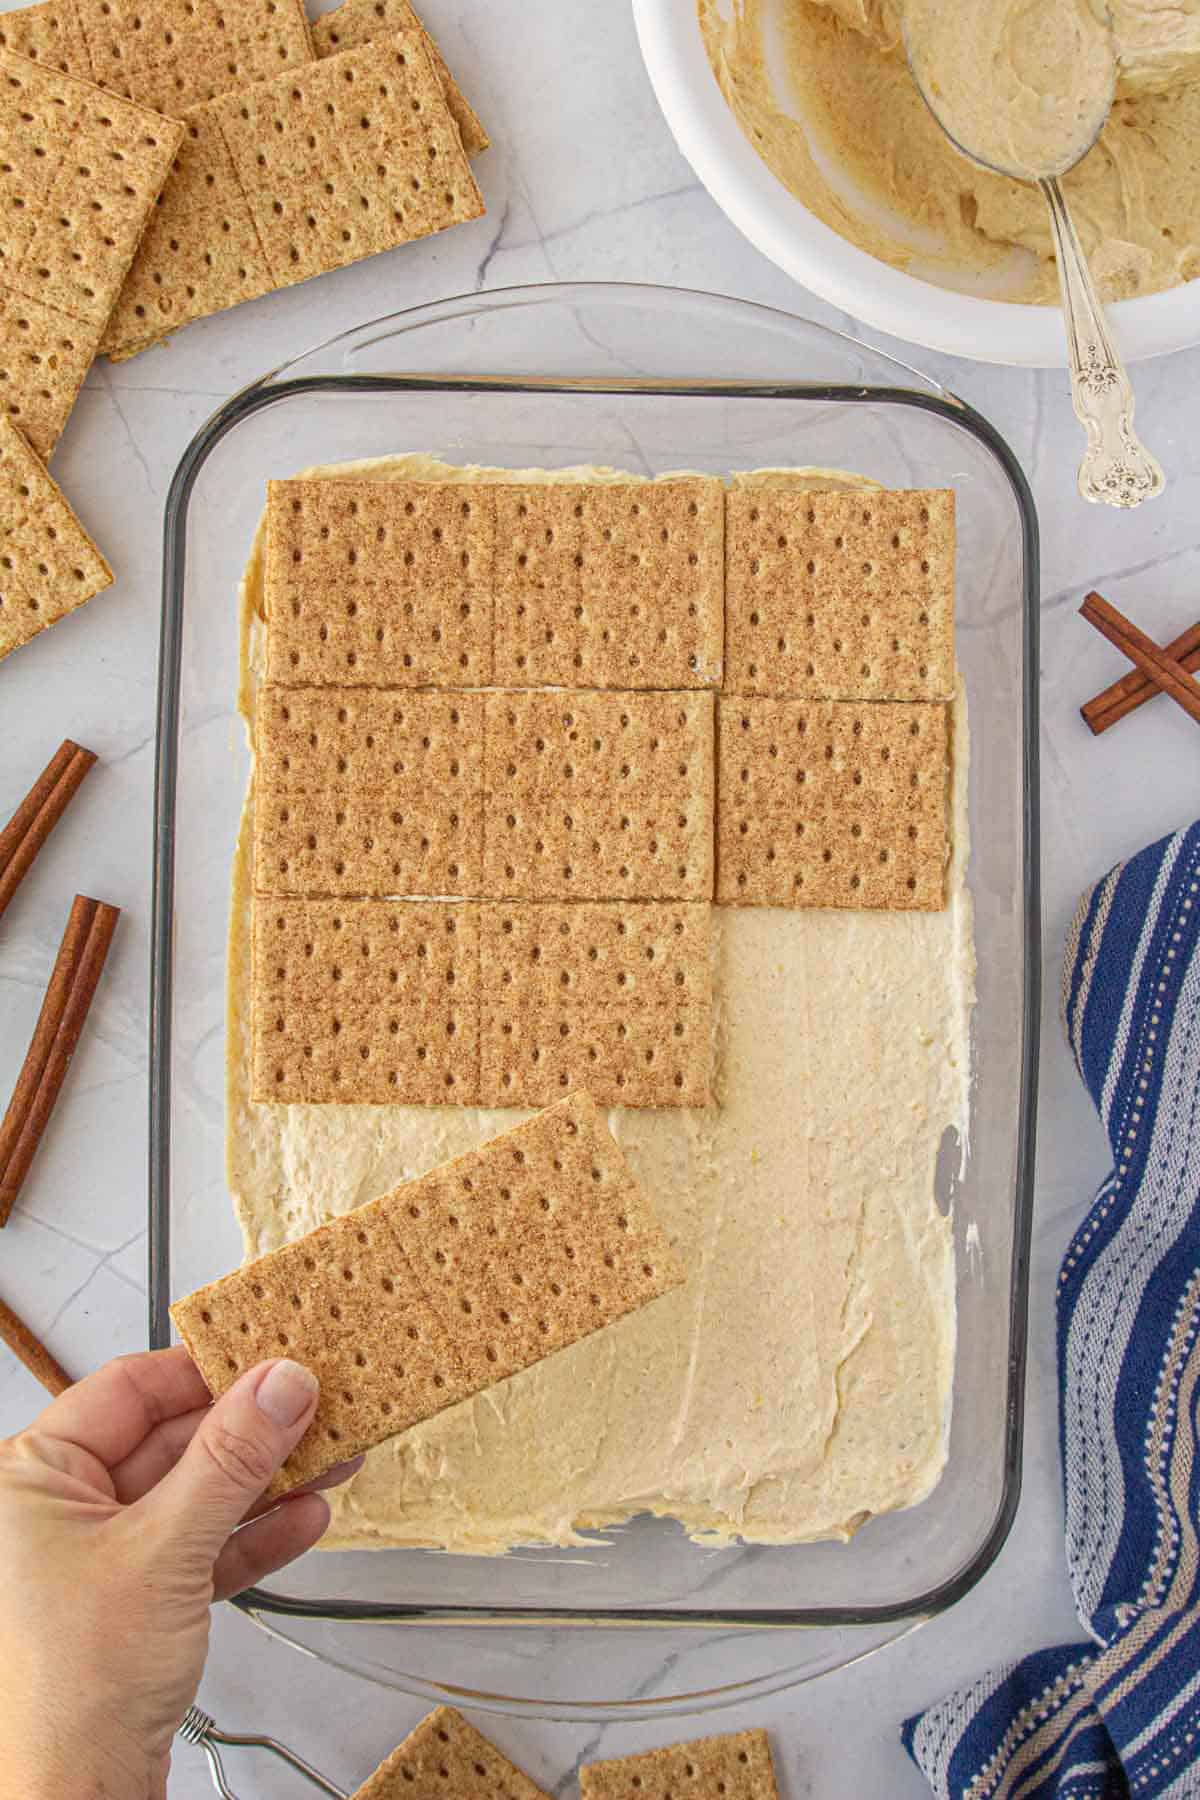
[900, 0, 1117, 180]
[633, 0, 1200, 363]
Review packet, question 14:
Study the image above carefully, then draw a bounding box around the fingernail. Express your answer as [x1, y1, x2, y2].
[255, 1358, 318, 1427]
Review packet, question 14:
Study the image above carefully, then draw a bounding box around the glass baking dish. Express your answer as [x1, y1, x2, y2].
[149, 281, 1039, 1719]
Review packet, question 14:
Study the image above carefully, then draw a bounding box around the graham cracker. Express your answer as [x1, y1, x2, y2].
[171, 1208, 473, 1491]
[172, 1093, 680, 1493]
[0, 413, 112, 661]
[98, 104, 271, 353]
[716, 696, 950, 910]
[373, 1092, 683, 1388]
[353, 1709, 550, 1800]
[0, 49, 182, 454]
[725, 486, 955, 702]
[254, 685, 485, 896]
[0, 293, 94, 460]
[481, 691, 715, 901]
[581, 1731, 778, 1800]
[0, 4, 91, 76]
[480, 902, 713, 1108]
[492, 479, 724, 690]
[100, 30, 484, 358]
[78, 0, 313, 113]
[311, 0, 488, 157]
[251, 896, 482, 1103]
[0, 0, 314, 110]
[264, 478, 494, 687]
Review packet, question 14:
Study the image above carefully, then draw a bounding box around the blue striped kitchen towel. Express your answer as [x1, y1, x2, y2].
[903, 821, 1200, 1800]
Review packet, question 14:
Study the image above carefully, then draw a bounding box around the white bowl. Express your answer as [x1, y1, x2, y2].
[632, 0, 1200, 367]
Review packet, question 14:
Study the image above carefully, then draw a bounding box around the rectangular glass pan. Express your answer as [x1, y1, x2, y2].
[150, 283, 1038, 1712]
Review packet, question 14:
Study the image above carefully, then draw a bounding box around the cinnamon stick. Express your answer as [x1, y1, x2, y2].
[0, 895, 120, 1225]
[1082, 619, 1200, 734]
[0, 1293, 71, 1395]
[1079, 592, 1200, 730]
[0, 740, 97, 923]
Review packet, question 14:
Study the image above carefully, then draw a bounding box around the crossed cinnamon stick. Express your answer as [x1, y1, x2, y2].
[1080, 594, 1200, 734]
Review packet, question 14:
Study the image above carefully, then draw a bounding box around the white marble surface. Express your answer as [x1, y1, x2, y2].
[1, 3, 1198, 1794]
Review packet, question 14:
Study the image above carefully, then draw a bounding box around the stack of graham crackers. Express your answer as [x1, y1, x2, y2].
[0, 0, 486, 665]
[249, 472, 957, 1114]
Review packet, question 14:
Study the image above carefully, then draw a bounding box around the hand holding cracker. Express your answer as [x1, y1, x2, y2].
[0, 1346, 359, 1797]
[173, 1093, 685, 1494]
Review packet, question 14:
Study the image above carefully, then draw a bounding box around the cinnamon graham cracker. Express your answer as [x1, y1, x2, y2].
[264, 477, 494, 687]
[725, 486, 955, 702]
[0, 414, 111, 660]
[481, 691, 715, 901]
[251, 897, 482, 1103]
[100, 105, 266, 350]
[78, 0, 312, 113]
[0, 49, 182, 454]
[252, 887, 714, 1109]
[492, 479, 724, 689]
[581, 1731, 778, 1800]
[171, 1205, 472, 1488]
[479, 902, 713, 1107]
[254, 685, 485, 896]
[266, 477, 723, 692]
[0, 0, 314, 111]
[716, 696, 950, 909]
[100, 30, 484, 358]
[0, 4, 91, 75]
[311, 0, 488, 156]
[353, 1709, 550, 1800]
[388, 1091, 683, 1387]
[172, 1093, 682, 1492]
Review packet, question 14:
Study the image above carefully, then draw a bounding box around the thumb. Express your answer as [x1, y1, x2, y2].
[140, 1359, 319, 1561]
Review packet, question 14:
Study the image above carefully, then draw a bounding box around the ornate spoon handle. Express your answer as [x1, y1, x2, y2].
[1040, 176, 1164, 509]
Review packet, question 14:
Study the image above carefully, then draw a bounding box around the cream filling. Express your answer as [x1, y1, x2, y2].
[812, 0, 1200, 81]
[901, 0, 1116, 180]
[227, 454, 972, 1553]
[701, 0, 1200, 304]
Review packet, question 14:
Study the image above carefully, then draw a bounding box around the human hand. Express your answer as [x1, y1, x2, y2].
[0, 1347, 362, 1800]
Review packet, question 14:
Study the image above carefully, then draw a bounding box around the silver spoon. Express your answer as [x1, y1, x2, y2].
[904, 21, 1165, 510]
